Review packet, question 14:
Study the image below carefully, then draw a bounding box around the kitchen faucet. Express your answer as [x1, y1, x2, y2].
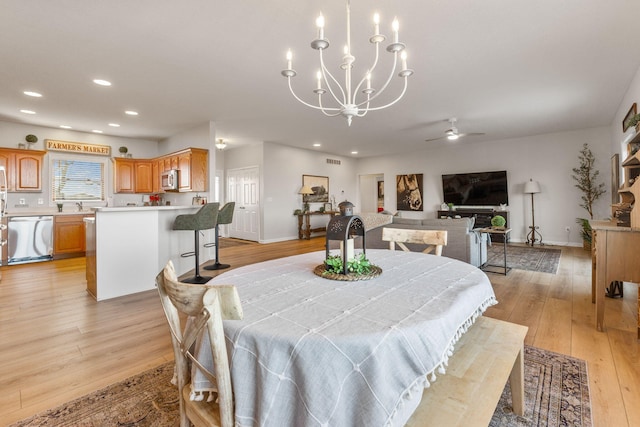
[76, 202, 83, 211]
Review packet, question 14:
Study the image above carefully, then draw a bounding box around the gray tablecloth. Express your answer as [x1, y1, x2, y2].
[195, 249, 497, 427]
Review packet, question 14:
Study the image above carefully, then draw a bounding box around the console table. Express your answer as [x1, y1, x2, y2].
[590, 220, 640, 337]
[296, 211, 339, 239]
[437, 209, 510, 242]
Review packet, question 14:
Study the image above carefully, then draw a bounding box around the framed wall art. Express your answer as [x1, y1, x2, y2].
[302, 175, 329, 203]
[396, 174, 423, 211]
[622, 103, 637, 132]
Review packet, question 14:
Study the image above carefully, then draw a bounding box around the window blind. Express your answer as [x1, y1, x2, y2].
[52, 159, 104, 201]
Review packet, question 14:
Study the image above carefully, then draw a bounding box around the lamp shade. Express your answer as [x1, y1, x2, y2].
[523, 179, 541, 194]
[298, 185, 314, 195]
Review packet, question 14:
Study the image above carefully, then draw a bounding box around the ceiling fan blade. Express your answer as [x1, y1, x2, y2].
[424, 136, 447, 142]
[457, 132, 486, 138]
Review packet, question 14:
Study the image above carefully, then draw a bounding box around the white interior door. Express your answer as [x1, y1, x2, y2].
[227, 166, 260, 241]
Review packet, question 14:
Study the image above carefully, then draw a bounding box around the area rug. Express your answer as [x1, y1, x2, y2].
[486, 244, 561, 274]
[10, 346, 591, 427]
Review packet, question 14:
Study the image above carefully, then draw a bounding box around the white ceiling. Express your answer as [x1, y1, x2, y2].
[2, 0, 640, 157]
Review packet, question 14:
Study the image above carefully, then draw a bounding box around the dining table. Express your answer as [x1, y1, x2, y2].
[193, 249, 497, 427]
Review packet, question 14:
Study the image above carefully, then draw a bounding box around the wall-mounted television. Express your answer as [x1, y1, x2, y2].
[441, 170, 509, 206]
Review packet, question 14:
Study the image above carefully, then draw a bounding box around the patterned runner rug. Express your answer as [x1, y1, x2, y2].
[486, 244, 561, 274]
[10, 346, 591, 427]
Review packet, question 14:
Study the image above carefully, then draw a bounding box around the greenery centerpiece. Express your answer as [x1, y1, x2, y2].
[571, 143, 605, 250]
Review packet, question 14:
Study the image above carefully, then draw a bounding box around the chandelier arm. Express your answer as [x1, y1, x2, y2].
[354, 52, 399, 108]
[318, 97, 344, 117]
[319, 50, 347, 105]
[352, 42, 381, 105]
[362, 77, 409, 111]
[287, 78, 341, 112]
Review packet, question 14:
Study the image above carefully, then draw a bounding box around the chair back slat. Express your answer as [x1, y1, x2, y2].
[382, 227, 448, 256]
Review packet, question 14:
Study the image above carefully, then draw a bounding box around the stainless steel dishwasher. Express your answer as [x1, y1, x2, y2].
[7, 216, 54, 264]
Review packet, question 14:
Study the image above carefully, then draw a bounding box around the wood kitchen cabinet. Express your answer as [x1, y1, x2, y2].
[113, 158, 153, 193]
[134, 161, 153, 193]
[54, 214, 91, 257]
[113, 148, 208, 194]
[113, 158, 135, 193]
[0, 148, 45, 192]
[177, 148, 208, 192]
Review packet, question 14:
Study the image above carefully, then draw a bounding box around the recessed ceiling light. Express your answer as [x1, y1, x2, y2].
[351, 151, 358, 155]
[59, 125, 72, 129]
[93, 79, 112, 86]
[20, 109, 36, 114]
[108, 123, 120, 127]
[23, 91, 42, 97]
[124, 110, 138, 116]
[92, 130, 103, 134]
[313, 143, 321, 147]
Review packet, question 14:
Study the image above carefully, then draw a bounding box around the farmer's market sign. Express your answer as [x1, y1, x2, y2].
[45, 139, 111, 156]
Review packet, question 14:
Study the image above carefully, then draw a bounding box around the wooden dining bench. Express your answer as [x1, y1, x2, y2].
[405, 316, 528, 427]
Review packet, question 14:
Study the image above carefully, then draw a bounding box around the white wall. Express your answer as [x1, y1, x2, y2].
[356, 126, 612, 246]
[611, 63, 640, 159]
[223, 142, 358, 242]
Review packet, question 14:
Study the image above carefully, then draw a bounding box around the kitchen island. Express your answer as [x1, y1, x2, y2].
[86, 205, 212, 301]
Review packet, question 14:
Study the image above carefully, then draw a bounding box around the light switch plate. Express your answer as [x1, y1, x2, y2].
[19, 198, 25, 205]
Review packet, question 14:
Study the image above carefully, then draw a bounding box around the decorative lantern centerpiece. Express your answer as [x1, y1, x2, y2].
[315, 200, 382, 280]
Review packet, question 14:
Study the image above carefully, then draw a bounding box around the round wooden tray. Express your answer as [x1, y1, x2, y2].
[313, 264, 383, 281]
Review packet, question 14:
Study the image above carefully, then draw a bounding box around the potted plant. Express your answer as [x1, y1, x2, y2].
[571, 143, 605, 250]
[118, 146, 128, 157]
[490, 215, 506, 229]
[25, 134, 38, 148]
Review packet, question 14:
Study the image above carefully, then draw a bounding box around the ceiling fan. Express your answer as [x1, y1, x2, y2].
[424, 118, 485, 142]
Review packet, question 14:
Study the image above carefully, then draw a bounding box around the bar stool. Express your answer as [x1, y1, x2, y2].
[172, 202, 219, 284]
[204, 202, 235, 271]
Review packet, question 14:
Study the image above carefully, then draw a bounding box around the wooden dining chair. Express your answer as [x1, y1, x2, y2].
[382, 227, 448, 256]
[156, 260, 243, 427]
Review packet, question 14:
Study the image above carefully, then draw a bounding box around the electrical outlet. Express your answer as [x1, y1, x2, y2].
[19, 198, 25, 205]
[37, 198, 43, 205]
[565, 226, 571, 232]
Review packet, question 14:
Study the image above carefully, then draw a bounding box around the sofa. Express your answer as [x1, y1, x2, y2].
[362, 214, 488, 267]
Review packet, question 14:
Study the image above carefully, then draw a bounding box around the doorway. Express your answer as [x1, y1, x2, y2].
[359, 173, 384, 213]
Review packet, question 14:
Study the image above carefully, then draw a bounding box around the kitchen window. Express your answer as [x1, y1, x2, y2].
[51, 158, 105, 202]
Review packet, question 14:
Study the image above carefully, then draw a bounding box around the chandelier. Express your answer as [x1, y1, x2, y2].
[281, 0, 413, 126]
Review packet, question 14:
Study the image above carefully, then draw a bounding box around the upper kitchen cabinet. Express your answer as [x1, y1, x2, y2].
[113, 148, 208, 194]
[177, 148, 208, 192]
[113, 158, 154, 194]
[0, 148, 45, 192]
[113, 157, 135, 193]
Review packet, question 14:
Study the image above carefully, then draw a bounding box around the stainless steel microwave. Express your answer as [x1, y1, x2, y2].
[161, 169, 179, 191]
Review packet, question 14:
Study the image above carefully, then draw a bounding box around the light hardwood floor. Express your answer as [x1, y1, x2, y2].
[0, 239, 638, 426]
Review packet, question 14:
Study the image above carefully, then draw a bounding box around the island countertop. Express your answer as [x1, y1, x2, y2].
[87, 204, 212, 301]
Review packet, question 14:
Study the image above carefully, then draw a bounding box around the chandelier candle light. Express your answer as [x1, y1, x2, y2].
[281, 0, 413, 126]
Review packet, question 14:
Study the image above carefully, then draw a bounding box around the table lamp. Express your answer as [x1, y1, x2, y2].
[298, 185, 314, 212]
[524, 179, 542, 246]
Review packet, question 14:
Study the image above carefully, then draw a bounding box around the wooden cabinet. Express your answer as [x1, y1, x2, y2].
[113, 158, 154, 194]
[616, 150, 640, 228]
[113, 148, 208, 194]
[134, 161, 153, 193]
[156, 148, 208, 192]
[0, 148, 45, 192]
[54, 214, 91, 257]
[113, 158, 135, 193]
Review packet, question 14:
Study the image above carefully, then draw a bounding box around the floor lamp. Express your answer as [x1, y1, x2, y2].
[524, 179, 542, 246]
